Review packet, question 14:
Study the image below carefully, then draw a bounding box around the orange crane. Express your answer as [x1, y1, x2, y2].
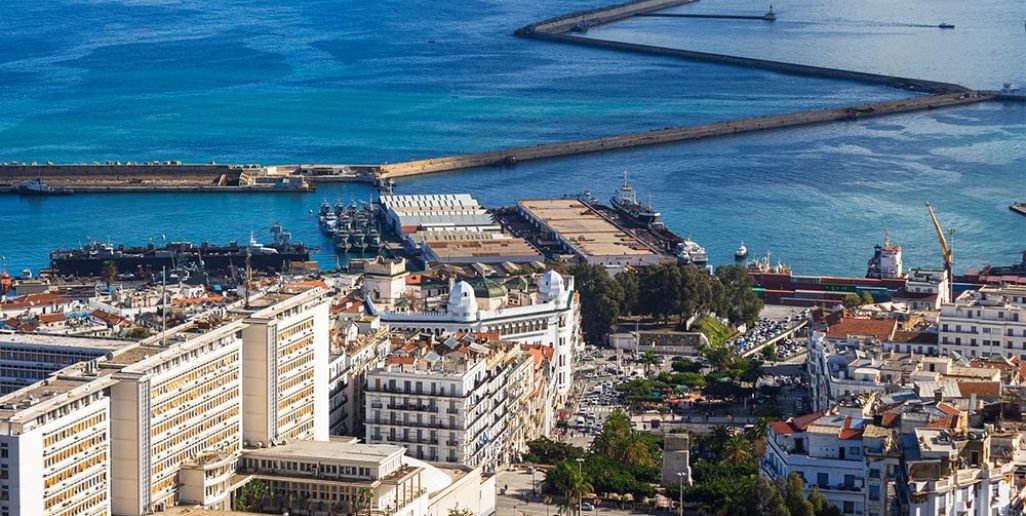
[925, 201, 954, 301]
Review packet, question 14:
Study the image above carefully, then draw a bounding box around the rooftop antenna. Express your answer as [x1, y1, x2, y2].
[244, 242, 252, 309]
[161, 266, 167, 346]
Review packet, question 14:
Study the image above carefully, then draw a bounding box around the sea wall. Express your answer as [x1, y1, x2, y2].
[378, 92, 989, 178]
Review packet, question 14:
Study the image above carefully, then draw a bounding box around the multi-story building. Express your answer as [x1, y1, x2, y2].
[328, 316, 389, 437]
[762, 395, 1020, 516]
[365, 335, 524, 471]
[235, 287, 331, 444]
[237, 439, 427, 516]
[0, 332, 129, 393]
[939, 285, 1026, 359]
[107, 321, 246, 514]
[367, 269, 580, 401]
[0, 363, 115, 516]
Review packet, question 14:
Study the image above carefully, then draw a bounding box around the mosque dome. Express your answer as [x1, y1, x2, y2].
[447, 280, 478, 319]
[538, 270, 565, 301]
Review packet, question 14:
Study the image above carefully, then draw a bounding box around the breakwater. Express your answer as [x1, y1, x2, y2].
[636, 13, 776, 21]
[0, 163, 314, 193]
[377, 92, 988, 178]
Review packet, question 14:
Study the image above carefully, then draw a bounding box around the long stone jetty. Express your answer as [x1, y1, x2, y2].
[378, 92, 989, 178]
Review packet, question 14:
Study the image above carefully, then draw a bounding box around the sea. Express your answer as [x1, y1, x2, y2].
[1, 0, 1023, 277]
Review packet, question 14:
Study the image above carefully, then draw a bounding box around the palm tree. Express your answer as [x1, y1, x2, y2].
[721, 433, 752, 465]
[640, 351, 661, 375]
[623, 439, 653, 469]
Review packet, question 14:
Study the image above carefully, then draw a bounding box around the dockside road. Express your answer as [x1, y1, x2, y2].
[377, 92, 990, 178]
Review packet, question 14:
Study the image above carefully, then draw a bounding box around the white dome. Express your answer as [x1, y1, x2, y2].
[539, 270, 565, 301]
[448, 280, 478, 319]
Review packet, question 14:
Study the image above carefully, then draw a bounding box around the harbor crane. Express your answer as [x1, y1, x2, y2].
[925, 201, 955, 302]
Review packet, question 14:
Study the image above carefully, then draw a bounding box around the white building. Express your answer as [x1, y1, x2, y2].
[236, 287, 332, 444]
[0, 332, 129, 394]
[0, 366, 115, 516]
[367, 270, 579, 400]
[939, 285, 1026, 359]
[364, 339, 516, 470]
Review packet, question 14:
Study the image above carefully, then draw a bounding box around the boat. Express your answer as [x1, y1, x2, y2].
[675, 240, 708, 266]
[735, 241, 748, 260]
[938, 22, 955, 29]
[49, 225, 312, 277]
[17, 178, 73, 196]
[865, 233, 905, 279]
[1010, 202, 1026, 216]
[610, 170, 660, 227]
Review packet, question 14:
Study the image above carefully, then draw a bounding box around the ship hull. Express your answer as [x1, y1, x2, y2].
[50, 248, 309, 277]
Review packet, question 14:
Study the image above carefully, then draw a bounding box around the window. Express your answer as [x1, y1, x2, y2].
[817, 473, 829, 488]
[869, 485, 880, 501]
[869, 468, 880, 479]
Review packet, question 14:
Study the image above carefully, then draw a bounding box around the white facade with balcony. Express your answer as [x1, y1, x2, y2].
[939, 285, 1026, 360]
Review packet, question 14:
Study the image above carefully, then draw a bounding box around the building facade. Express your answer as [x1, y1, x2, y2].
[939, 285, 1026, 359]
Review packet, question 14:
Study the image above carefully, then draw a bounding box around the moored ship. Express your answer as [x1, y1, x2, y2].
[49, 224, 312, 278]
[610, 170, 660, 227]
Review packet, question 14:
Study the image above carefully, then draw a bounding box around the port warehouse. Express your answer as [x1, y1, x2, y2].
[379, 194, 543, 264]
[516, 198, 671, 271]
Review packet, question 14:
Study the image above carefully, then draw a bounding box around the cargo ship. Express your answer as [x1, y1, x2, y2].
[49, 224, 312, 278]
[610, 170, 660, 227]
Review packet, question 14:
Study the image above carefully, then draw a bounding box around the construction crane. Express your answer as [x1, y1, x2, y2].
[925, 201, 954, 302]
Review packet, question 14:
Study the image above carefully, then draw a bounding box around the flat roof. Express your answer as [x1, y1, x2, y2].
[518, 199, 657, 258]
[0, 331, 132, 352]
[243, 440, 405, 464]
[426, 238, 541, 260]
[104, 345, 166, 366]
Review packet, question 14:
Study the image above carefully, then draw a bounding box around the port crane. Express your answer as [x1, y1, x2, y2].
[925, 201, 954, 302]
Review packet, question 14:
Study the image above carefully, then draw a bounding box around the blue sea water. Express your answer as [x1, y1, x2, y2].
[0, 0, 1023, 277]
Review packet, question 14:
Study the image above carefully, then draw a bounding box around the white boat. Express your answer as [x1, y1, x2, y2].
[735, 241, 748, 260]
[675, 240, 708, 266]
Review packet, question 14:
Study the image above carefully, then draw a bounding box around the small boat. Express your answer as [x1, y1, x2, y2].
[735, 241, 748, 260]
[17, 178, 73, 196]
[938, 22, 955, 29]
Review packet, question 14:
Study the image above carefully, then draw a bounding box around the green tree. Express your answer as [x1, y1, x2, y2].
[737, 476, 789, 516]
[234, 479, 268, 512]
[638, 263, 683, 323]
[861, 291, 875, 305]
[615, 269, 640, 315]
[571, 264, 625, 344]
[762, 343, 778, 361]
[842, 293, 862, 310]
[678, 265, 713, 322]
[807, 485, 827, 514]
[722, 433, 752, 465]
[448, 508, 474, 516]
[101, 260, 118, 289]
[546, 461, 593, 512]
[714, 265, 763, 327]
[784, 473, 815, 516]
[640, 351, 661, 375]
[125, 326, 152, 339]
[524, 437, 584, 464]
[740, 357, 764, 385]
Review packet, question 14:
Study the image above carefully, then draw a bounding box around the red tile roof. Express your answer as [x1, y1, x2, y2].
[825, 317, 897, 342]
[37, 313, 66, 324]
[387, 355, 415, 366]
[879, 413, 900, 428]
[936, 402, 961, 416]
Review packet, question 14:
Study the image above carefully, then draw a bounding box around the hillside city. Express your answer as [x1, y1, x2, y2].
[2, 191, 1024, 516]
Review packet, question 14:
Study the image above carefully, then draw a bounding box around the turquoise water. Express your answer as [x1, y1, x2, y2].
[0, 0, 1023, 276]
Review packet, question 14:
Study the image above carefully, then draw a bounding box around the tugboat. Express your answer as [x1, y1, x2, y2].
[938, 22, 955, 29]
[610, 170, 660, 227]
[17, 178, 73, 196]
[735, 241, 748, 260]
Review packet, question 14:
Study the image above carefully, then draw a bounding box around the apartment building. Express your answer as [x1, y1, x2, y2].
[0, 363, 115, 516]
[236, 287, 331, 444]
[939, 285, 1026, 359]
[365, 335, 523, 470]
[107, 320, 246, 514]
[0, 332, 129, 393]
[329, 316, 388, 437]
[367, 269, 580, 401]
[762, 395, 1019, 516]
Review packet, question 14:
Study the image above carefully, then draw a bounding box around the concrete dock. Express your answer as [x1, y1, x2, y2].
[636, 13, 777, 21]
[377, 92, 989, 178]
[0, 163, 314, 193]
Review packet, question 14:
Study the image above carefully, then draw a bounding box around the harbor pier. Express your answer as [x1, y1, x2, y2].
[377, 92, 989, 178]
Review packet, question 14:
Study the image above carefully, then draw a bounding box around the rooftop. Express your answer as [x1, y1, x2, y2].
[517, 198, 657, 258]
[0, 331, 131, 351]
[243, 439, 405, 464]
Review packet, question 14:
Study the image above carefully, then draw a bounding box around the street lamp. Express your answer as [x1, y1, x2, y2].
[576, 457, 585, 515]
[677, 471, 686, 516]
